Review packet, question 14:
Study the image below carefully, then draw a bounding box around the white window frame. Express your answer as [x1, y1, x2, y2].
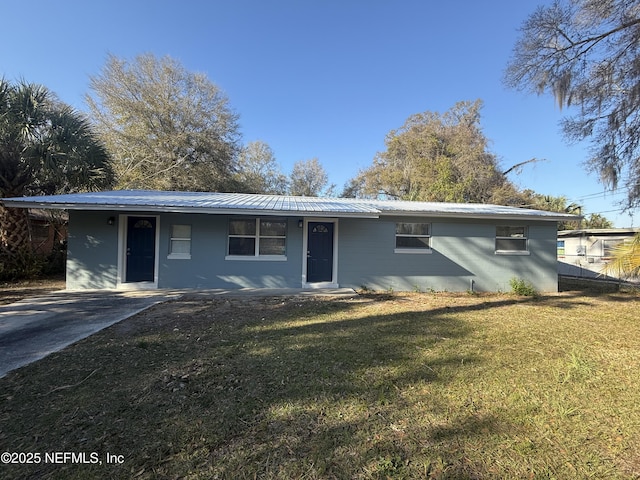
[495, 226, 530, 255]
[226, 218, 287, 261]
[394, 222, 432, 254]
[167, 224, 192, 260]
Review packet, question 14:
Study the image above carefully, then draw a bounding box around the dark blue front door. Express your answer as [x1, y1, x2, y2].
[126, 216, 156, 282]
[307, 222, 334, 283]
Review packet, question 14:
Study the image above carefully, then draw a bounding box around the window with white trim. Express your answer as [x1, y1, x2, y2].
[227, 218, 287, 259]
[395, 223, 431, 253]
[602, 239, 623, 259]
[168, 224, 191, 259]
[496, 226, 528, 253]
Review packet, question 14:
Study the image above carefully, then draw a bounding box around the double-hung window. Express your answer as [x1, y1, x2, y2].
[395, 223, 432, 253]
[168, 224, 191, 259]
[495, 226, 528, 254]
[227, 218, 287, 260]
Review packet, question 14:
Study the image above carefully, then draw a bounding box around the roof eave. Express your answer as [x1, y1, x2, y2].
[1, 200, 380, 218]
[378, 210, 580, 223]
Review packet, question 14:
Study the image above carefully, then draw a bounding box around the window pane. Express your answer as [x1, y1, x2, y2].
[229, 237, 255, 255]
[259, 238, 286, 255]
[229, 219, 256, 235]
[396, 236, 430, 249]
[603, 240, 621, 257]
[170, 239, 191, 254]
[496, 238, 527, 251]
[171, 224, 191, 238]
[396, 223, 430, 235]
[260, 220, 286, 236]
[32, 224, 50, 241]
[496, 226, 525, 238]
[557, 240, 565, 255]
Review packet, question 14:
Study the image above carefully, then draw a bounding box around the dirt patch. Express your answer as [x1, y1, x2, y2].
[107, 294, 344, 337]
[0, 275, 66, 305]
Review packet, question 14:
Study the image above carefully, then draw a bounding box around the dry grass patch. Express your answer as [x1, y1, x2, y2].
[0, 291, 639, 479]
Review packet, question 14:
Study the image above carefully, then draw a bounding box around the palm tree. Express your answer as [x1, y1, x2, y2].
[602, 234, 640, 280]
[0, 78, 114, 258]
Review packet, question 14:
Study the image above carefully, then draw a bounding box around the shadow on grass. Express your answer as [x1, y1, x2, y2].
[174, 299, 482, 478]
[1, 291, 632, 478]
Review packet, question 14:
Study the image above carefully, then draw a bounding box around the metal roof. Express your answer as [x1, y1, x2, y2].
[1, 190, 580, 222]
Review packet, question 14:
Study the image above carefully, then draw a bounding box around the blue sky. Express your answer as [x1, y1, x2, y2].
[2, 0, 637, 226]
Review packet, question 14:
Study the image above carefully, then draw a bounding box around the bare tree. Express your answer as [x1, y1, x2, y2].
[86, 53, 241, 192]
[504, 0, 640, 209]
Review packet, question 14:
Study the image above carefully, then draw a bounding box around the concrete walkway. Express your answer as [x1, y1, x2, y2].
[0, 287, 356, 378]
[182, 287, 357, 298]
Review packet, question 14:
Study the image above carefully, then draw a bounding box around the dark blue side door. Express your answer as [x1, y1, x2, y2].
[126, 216, 156, 282]
[307, 222, 334, 283]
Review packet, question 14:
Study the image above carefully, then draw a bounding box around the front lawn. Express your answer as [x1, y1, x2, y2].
[1, 291, 639, 479]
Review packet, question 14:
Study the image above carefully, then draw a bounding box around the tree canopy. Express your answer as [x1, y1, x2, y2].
[289, 158, 331, 196]
[342, 99, 600, 228]
[346, 100, 515, 203]
[234, 141, 288, 194]
[582, 213, 614, 229]
[86, 53, 241, 192]
[0, 78, 113, 255]
[504, 0, 640, 210]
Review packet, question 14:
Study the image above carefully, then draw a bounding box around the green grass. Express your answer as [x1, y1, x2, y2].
[509, 277, 538, 296]
[1, 291, 639, 479]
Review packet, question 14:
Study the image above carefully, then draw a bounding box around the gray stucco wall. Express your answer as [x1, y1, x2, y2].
[66, 211, 558, 292]
[67, 210, 120, 289]
[66, 211, 304, 290]
[157, 213, 303, 289]
[338, 216, 558, 292]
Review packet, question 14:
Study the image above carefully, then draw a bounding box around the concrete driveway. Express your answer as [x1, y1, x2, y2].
[0, 290, 179, 378]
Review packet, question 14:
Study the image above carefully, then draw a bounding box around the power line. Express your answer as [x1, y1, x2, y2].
[575, 190, 626, 201]
[573, 182, 640, 202]
[587, 208, 628, 214]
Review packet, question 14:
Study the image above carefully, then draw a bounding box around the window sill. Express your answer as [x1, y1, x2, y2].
[495, 250, 530, 256]
[225, 255, 287, 261]
[394, 248, 433, 254]
[167, 253, 191, 260]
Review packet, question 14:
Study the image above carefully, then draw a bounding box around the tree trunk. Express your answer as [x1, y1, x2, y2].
[0, 204, 32, 255]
